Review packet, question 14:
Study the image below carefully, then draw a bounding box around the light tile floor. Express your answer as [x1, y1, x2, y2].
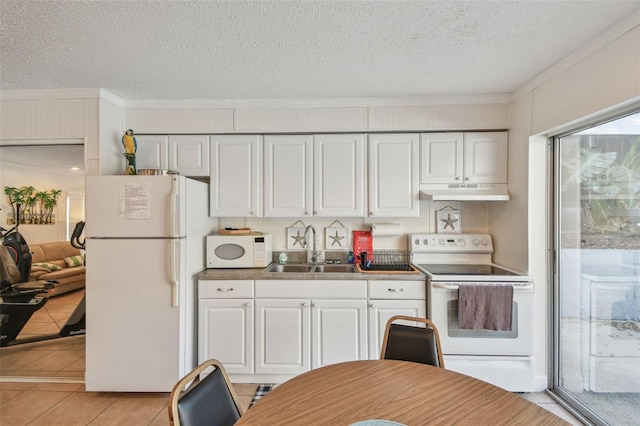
[0, 381, 259, 425]
[1, 290, 584, 425]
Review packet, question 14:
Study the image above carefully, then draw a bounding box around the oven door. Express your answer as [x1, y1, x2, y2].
[429, 281, 534, 356]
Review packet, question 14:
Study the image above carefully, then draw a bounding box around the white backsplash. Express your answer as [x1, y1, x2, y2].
[218, 200, 489, 253]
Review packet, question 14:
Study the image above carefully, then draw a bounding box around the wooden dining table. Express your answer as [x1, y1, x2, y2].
[236, 360, 570, 425]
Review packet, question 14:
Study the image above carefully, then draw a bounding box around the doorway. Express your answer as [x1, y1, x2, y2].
[0, 143, 86, 382]
[553, 111, 640, 425]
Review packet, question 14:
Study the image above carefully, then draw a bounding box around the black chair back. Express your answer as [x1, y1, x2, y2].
[169, 359, 243, 426]
[384, 323, 441, 367]
[177, 368, 240, 426]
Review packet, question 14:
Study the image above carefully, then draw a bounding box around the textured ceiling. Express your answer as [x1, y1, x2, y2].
[1, 1, 639, 100]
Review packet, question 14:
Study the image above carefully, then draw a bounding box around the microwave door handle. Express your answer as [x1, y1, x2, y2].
[170, 240, 179, 307]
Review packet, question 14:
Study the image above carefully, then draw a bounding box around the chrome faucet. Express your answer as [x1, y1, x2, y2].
[304, 225, 318, 264]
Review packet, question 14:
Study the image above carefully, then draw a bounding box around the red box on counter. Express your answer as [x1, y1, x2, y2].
[352, 230, 372, 264]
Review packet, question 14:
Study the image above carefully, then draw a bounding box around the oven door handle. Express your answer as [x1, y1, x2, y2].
[431, 282, 533, 291]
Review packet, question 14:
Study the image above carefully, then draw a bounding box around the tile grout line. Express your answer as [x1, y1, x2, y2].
[25, 388, 76, 425]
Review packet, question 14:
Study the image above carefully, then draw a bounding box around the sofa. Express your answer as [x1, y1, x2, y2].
[29, 241, 85, 297]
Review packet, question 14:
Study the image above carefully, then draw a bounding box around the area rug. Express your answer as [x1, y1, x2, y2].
[250, 384, 275, 407]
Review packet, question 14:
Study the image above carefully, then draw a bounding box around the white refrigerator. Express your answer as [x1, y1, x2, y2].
[85, 175, 216, 391]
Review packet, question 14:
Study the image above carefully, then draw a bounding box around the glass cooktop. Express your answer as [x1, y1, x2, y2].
[416, 264, 520, 276]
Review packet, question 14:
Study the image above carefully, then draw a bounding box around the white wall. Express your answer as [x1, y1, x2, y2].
[97, 93, 127, 176]
[0, 89, 100, 145]
[507, 23, 640, 390]
[0, 89, 126, 177]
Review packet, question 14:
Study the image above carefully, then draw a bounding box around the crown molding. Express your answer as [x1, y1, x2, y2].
[123, 94, 511, 110]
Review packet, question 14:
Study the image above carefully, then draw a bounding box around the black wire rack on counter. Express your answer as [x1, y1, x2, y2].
[359, 250, 414, 272]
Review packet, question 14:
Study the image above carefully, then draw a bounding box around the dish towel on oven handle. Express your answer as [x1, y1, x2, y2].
[458, 284, 514, 331]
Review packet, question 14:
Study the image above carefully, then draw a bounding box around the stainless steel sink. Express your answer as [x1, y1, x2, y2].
[312, 264, 357, 273]
[265, 264, 357, 273]
[266, 264, 314, 273]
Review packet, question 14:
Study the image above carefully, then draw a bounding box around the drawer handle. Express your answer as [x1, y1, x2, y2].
[388, 288, 404, 292]
[217, 288, 234, 292]
[245, 303, 251, 307]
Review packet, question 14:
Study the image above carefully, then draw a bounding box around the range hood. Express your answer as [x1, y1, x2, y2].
[419, 183, 510, 201]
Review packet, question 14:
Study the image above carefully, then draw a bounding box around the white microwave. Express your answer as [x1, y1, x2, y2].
[206, 233, 272, 268]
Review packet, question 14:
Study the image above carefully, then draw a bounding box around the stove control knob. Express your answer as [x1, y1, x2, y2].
[414, 239, 420, 246]
[481, 238, 489, 246]
[423, 239, 429, 246]
[472, 238, 480, 246]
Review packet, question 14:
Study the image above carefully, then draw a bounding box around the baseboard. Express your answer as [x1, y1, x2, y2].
[534, 374, 549, 392]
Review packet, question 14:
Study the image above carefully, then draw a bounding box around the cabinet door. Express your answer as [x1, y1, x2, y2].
[210, 135, 261, 217]
[311, 299, 368, 369]
[368, 134, 419, 217]
[420, 132, 464, 184]
[198, 298, 253, 374]
[463, 132, 508, 183]
[368, 299, 426, 359]
[135, 135, 168, 170]
[314, 134, 365, 217]
[264, 135, 313, 217]
[168, 135, 210, 176]
[255, 299, 310, 374]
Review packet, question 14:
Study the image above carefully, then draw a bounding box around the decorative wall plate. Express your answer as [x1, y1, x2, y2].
[325, 228, 347, 250]
[287, 220, 308, 250]
[436, 208, 461, 233]
[325, 220, 348, 250]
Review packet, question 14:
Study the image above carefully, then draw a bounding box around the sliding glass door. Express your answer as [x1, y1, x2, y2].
[554, 111, 640, 425]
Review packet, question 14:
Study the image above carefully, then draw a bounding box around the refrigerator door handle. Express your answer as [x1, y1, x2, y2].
[170, 239, 180, 307]
[170, 176, 179, 238]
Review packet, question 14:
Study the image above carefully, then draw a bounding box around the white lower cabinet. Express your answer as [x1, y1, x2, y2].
[198, 278, 423, 381]
[311, 299, 368, 369]
[255, 280, 368, 375]
[255, 298, 310, 375]
[198, 280, 254, 374]
[368, 280, 426, 359]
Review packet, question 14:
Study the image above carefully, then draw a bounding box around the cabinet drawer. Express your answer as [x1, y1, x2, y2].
[199, 280, 254, 298]
[256, 280, 367, 299]
[368, 280, 425, 299]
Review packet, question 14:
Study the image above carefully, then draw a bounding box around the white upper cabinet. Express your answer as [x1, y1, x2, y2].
[313, 134, 365, 217]
[136, 134, 210, 176]
[135, 135, 168, 171]
[264, 134, 365, 217]
[168, 135, 210, 176]
[210, 135, 261, 217]
[462, 132, 508, 183]
[368, 133, 419, 217]
[419, 132, 463, 184]
[420, 132, 507, 184]
[264, 135, 314, 217]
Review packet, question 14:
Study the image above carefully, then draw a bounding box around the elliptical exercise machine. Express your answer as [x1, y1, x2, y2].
[0, 204, 86, 347]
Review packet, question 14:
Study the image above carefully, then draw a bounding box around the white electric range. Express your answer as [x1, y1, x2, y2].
[409, 233, 535, 392]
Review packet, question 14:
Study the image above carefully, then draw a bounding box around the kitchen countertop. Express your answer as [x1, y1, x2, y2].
[196, 264, 426, 281]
